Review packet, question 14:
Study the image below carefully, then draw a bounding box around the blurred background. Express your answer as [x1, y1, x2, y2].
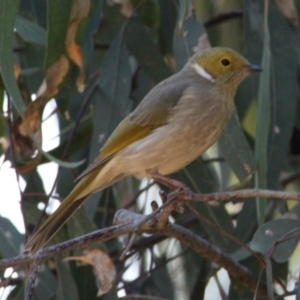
[0, 0, 300, 299]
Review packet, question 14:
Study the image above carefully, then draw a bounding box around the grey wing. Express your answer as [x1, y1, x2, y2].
[130, 71, 193, 126]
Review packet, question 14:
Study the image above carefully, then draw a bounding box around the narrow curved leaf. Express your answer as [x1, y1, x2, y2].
[0, 0, 26, 113]
[0, 216, 23, 258]
[84, 30, 132, 218]
[219, 109, 256, 182]
[254, 5, 270, 226]
[15, 14, 46, 46]
[56, 258, 80, 300]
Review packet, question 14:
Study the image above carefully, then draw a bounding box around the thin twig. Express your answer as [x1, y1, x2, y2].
[25, 262, 39, 300]
[186, 203, 265, 267]
[203, 10, 243, 28]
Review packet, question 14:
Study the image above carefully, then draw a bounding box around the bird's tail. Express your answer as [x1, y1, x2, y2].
[25, 160, 119, 253]
[25, 193, 89, 254]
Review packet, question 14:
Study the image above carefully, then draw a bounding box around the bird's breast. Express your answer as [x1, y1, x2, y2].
[117, 92, 234, 177]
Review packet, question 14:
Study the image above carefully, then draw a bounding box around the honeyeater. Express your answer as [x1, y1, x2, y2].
[26, 47, 261, 253]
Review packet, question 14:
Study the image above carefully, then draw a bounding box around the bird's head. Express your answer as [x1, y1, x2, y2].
[189, 47, 262, 90]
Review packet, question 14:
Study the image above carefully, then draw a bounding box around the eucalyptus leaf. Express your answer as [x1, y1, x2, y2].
[56, 258, 80, 300]
[15, 14, 46, 46]
[0, 216, 23, 258]
[254, 5, 270, 226]
[250, 219, 300, 263]
[84, 30, 131, 218]
[219, 108, 256, 182]
[0, 0, 26, 113]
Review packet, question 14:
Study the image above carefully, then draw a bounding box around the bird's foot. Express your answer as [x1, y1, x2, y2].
[151, 173, 190, 213]
[151, 172, 188, 191]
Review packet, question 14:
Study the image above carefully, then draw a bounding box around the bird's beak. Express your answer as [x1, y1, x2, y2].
[243, 64, 263, 73]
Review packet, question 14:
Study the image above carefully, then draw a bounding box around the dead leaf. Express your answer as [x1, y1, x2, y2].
[9, 0, 93, 169]
[274, 0, 298, 26]
[13, 64, 21, 80]
[63, 249, 116, 296]
[12, 104, 42, 159]
[0, 137, 10, 152]
[65, 0, 91, 92]
[43, 55, 70, 98]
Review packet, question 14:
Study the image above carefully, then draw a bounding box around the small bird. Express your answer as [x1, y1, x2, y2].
[26, 47, 261, 253]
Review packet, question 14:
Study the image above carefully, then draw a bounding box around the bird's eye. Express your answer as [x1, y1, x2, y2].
[221, 58, 230, 66]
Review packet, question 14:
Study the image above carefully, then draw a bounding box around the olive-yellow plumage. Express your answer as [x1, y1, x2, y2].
[26, 47, 261, 253]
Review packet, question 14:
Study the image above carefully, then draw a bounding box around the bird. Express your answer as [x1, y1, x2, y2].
[25, 47, 262, 253]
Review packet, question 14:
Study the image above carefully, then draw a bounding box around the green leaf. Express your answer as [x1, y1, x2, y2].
[297, 268, 300, 300]
[0, 216, 23, 258]
[81, 0, 104, 70]
[22, 169, 46, 227]
[0, 0, 84, 169]
[0, 0, 26, 113]
[141, 256, 175, 299]
[234, 200, 257, 244]
[84, 30, 132, 218]
[175, 159, 235, 251]
[158, 0, 177, 55]
[124, 16, 172, 83]
[237, 0, 263, 119]
[70, 263, 98, 300]
[219, 109, 256, 182]
[56, 257, 80, 300]
[0, 87, 5, 156]
[266, 3, 298, 189]
[7, 283, 25, 300]
[177, 0, 193, 28]
[18, 44, 45, 93]
[254, 6, 270, 226]
[67, 208, 105, 255]
[265, 257, 275, 300]
[250, 219, 300, 263]
[35, 268, 58, 300]
[15, 14, 46, 46]
[134, 0, 159, 28]
[173, 17, 206, 70]
[190, 257, 210, 300]
[45, 0, 71, 69]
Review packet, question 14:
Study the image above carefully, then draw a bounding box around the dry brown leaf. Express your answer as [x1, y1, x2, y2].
[0, 137, 10, 152]
[63, 249, 116, 296]
[274, 0, 298, 26]
[107, 0, 134, 18]
[10, 55, 69, 170]
[65, 0, 91, 92]
[12, 105, 42, 158]
[13, 64, 21, 80]
[44, 55, 70, 98]
[10, 1, 92, 168]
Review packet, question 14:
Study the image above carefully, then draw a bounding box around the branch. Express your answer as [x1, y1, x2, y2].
[0, 207, 267, 297]
[179, 188, 300, 202]
[5, 186, 293, 297]
[163, 224, 265, 296]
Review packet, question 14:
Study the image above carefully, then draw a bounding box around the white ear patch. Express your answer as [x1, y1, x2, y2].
[192, 63, 215, 83]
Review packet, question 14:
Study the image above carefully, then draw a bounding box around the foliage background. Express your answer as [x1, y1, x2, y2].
[0, 0, 300, 299]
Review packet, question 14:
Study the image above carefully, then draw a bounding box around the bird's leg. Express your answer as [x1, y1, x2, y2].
[150, 172, 188, 190]
[150, 172, 190, 212]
